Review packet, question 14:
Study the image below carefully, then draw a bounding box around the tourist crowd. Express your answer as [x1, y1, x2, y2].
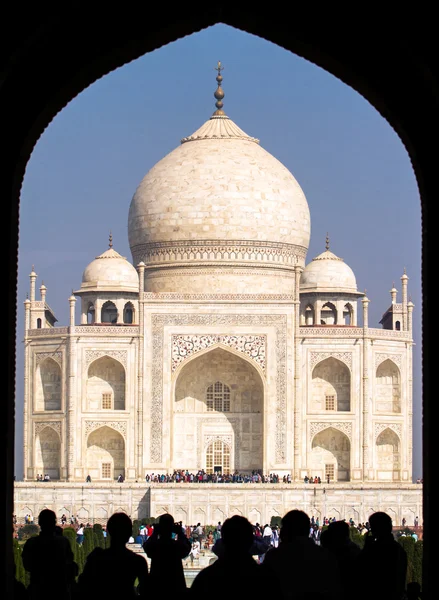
[17, 507, 414, 600]
[144, 470, 300, 483]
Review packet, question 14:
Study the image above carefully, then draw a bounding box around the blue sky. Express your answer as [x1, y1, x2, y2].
[15, 24, 422, 479]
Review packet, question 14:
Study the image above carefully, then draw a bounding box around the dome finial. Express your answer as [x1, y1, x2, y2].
[109, 231, 113, 248]
[212, 61, 225, 117]
[325, 232, 330, 251]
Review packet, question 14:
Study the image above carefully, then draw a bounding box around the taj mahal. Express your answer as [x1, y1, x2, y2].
[14, 65, 423, 526]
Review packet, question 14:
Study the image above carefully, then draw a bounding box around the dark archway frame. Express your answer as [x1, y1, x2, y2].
[2, 9, 435, 597]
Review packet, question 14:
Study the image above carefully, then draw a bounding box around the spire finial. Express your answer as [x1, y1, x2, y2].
[325, 233, 330, 251]
[212, 61, 225, 117]
[109, 231, 113, 249]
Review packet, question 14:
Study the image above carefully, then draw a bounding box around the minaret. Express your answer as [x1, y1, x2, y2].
[390, 282, 397, 305]
[401, 268, 408, 331]
[136, 261, 145, 477]
[294, 258, 302, 479]
[362, 291, 370, 329]
[29, 265, 37, 302]
[361, 292, 370, 479]
[23, 295, 31, 480]
[24, 296, 31, 333]
[407, 297, 415, 335]
[40, 281, 47, 304]
[69, 291, 76, 328]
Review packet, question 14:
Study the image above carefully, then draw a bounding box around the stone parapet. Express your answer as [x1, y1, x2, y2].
[14, 482, 423, 527]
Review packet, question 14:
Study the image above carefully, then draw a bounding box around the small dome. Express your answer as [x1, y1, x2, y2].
[300, 249, 358, 293]
[80, 248, 139, 293]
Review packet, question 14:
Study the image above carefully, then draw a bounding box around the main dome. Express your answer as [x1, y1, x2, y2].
[128, 72, 311, 294]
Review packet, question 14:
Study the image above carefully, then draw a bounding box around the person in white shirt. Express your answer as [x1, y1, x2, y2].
[262, 524, 273, 547]
[189, 540, 200, 564]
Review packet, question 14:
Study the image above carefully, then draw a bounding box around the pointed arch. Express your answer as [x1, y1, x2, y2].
[172, 341, 266, 382]
[35, 357, 62, 411]
[86, 425, 125, 481]
[123, 301, 135, 324]
[376, 427, 401, 479]
[35, 425, 61, 480]
[321, 302, 337, 325]
[311, 357, 351, 412]
[101, 300, 117, 324]
[305, 304, 315, 325]
[87, 355, 126, 410]
[205, 438, 231, 475]
[173, 347, 264, 474]
[310, 426, 351, 481]
[87, 302, 95, 324]
[343, 302, 354, 325]
[376, 359, 401, 413]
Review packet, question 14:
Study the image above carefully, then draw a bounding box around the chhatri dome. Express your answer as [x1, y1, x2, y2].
[78, 233, 139, 293]
[300, 234, 358, 294]
[128, 62, 311, 294]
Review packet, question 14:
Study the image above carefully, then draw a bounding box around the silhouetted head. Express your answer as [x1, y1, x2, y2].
[406, 582, 421, 600]
[107, 512, 133, 544]
[368, 512, 393, 537]
[327, 520, 350, 546]
[221, 516, 254, 555]
[38, 509, 56, 532]
[158, 513, 175, 536]
[280, 510, 310, 542]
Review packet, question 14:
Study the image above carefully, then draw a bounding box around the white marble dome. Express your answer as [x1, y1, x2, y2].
[300, 249, 358, 293]
[80, 247, 139, 293]
[129, 115, 310, 251]
[127, 107, 311, 293]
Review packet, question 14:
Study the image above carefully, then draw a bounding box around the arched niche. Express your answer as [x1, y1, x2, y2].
[376, 359, 401, 413]
[86, 425, 125, 481]
[35, 426, 61, 480]
[311, 357, 351, 412]
[87, 356, 125, 410]
[321, 302, 337, 325]
[35, 357, 62, 411]
[205, 438, 231, 474]
[123, 302, 135, 324]
[376, 428, 401, 480]
[101, 301, 117, 324]
[343, 303, 354, 325]
[309, 426, 351, 481]
[87, 302, 95, 324]
[173, 347, 264, 473]
[305, 304, 315, 325]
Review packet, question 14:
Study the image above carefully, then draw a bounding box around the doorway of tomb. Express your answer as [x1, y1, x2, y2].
[173, 347, 264, 474]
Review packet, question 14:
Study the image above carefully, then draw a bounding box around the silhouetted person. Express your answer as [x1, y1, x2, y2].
[406, 582, 422, 600]
[262, 509, 340, 600]
[190, 515, 276, 599]
[320, 520, 361, 600]
[356, 511, 407, 600]
[143, 513, 191, 595]
[21, 508, 76, 600]
[77, 512, 149, 599]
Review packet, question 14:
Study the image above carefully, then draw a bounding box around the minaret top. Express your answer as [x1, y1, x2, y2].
[212, 61, 225, 117]
[325, 233, 330, 251]
[109, 231, 113, 249]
